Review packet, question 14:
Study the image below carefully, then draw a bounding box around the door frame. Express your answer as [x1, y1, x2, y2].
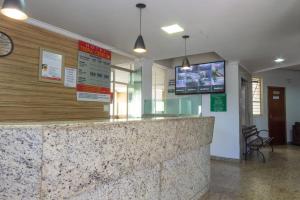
[267, 86, 287, 144]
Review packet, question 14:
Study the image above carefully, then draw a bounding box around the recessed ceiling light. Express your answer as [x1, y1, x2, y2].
[161, 24, 184, 34]
[274, 58, 285, 63]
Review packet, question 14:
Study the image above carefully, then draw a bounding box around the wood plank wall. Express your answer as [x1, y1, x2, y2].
[0, 15, 109, 122]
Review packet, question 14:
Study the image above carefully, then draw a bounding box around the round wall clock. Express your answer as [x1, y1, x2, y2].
[0, 31, 14, 57]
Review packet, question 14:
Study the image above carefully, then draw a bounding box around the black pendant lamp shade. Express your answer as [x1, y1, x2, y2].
[1, 0, 28, 20]
[133, 3, 146, 53]
[182, 35, 191, 70]
[134, 34, 146, 53]
[182, 56, 191, 69]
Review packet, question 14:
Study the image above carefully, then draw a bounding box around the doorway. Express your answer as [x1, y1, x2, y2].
[110, 68, 130, 119]
[113, 83, 128, 119]
[268, 86, 286, 145]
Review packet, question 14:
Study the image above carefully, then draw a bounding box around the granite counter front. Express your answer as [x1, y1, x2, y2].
[0, 117, 214, 200]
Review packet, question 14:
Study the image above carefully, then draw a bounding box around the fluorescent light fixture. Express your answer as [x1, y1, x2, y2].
[274, 58, 285, 63]
[161, 24, 184, 34]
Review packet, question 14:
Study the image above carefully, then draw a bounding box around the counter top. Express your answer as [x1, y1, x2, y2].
[0, 116, 214, 200]
[0, 116, 208, 127]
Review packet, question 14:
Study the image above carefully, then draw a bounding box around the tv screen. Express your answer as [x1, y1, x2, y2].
[175, 61, 225, 95]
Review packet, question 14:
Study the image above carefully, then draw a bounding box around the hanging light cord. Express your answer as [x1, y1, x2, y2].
[139, 8, 142, 35]
[184, 38, 187, 57]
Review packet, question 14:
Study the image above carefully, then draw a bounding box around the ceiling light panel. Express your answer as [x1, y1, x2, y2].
[274, 58, 285, 63]
[161, 24, 184, 34]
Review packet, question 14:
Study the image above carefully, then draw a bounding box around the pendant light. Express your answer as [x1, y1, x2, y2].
[133, 3, 146, 53]
[1, 0, 28, 20]
[181, 35, 191, 70]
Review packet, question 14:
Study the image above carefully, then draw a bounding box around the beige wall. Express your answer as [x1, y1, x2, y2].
[0, 15, 109, 122]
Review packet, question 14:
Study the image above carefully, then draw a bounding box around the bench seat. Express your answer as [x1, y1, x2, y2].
[242, 125, 274, 162]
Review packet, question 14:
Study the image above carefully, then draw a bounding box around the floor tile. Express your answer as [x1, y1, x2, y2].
[205, 145, 300, 200]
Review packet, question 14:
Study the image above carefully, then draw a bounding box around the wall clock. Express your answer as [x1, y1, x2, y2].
[0, 31, 14, 57]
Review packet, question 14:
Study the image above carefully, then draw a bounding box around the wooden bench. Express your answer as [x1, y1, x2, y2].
[242, 125, 274, 162]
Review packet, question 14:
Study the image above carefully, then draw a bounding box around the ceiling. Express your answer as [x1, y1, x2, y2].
[111, 53, 134, 67]
[284, 64, 300, 71]
[2, 0, 300, 72]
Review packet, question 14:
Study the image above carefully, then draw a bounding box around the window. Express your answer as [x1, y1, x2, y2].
[252, 77, 262, 115]
[152, 64, 167, 113]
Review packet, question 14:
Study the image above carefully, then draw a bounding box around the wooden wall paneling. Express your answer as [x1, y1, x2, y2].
[0, 15, 109, 122]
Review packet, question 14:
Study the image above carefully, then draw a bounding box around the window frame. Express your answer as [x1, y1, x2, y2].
[252, 77, 263, 116]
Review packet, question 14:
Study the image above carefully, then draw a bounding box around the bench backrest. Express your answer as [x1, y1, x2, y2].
[242, 125, 258, 141]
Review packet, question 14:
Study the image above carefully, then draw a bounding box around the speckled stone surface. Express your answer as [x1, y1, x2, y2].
[67, 148, 210, 200]
[161, 147, 210, 200]
[0, 127, 43, 200]
[0, 117, 214, 200]
[69, 164, 161, 200]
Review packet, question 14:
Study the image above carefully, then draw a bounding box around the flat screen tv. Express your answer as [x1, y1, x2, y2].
[175, 61, 225, 95]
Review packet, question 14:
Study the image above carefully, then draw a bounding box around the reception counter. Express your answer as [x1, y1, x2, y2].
[0, 117, 214, 200]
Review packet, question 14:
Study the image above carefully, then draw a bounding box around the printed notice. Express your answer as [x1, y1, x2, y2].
[64, 67, 77, 88]
[77, 41, 112, 102]
[41, 50, 63, 81]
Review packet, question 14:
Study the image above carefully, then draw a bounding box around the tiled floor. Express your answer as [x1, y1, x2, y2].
[204, 145, 300, 200]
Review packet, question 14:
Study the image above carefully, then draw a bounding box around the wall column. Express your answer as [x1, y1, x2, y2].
[135, 58, 154, 115]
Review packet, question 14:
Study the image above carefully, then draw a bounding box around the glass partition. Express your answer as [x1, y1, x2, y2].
[143, 95, 202, 117]
[128, 67, 142, 118]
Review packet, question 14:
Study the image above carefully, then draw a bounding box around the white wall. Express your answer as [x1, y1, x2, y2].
[253, 69, 300, 142]
[202, 61, 240, 159]
[164, 53, 241, 159]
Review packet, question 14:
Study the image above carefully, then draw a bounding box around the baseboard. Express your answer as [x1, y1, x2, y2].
[191, 185, 209, 200]
[210, 155, 240, 163]
[198, 191, 209, 200]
